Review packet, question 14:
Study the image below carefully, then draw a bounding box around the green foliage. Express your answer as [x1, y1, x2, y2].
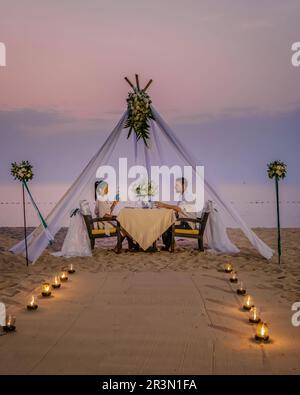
[11, 160, 34, 182]
[125, 88, 154, 146]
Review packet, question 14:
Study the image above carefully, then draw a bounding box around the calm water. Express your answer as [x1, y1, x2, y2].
[0, 183, 299, 227]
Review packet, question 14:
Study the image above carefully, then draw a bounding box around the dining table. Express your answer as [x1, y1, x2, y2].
[116, 207, 176, 251]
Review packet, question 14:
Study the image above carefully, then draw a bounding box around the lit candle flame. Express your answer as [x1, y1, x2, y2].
[30, 295, 35, 306]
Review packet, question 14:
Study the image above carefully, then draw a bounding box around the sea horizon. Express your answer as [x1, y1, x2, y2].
[1, 182, 299, 228]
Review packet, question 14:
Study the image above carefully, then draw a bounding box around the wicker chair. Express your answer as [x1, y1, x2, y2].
[82, 214, 122, 253]
[170, 210, 209, 252]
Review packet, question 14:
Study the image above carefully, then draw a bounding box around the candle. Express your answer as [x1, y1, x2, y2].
[243, 295, 254, 310]
[52, 276, 61, 289]
[60, 271, 68, 282]
[27, 295, 38, 310]
[41, 282, 51, 297]
[224, 263, 233, 273]
[255, 322, 269, 342]
[229, 271, 238, 283]
[237, 281, 246, 295]
[249, 306, 261, 323]
[3, 315, 16, 332]
[68, 264, 75, 274]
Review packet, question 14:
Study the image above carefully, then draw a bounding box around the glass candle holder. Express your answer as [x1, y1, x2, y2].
[249, 306, 261, 323]
[27, 295, 38, 310]
[229, 271, 238, 283]
[60, 271, 68, 282]
[3, 315, 16, 332]
[243, 295, 254, 310]
[255, 322, 269, 342]
[68, 264, 75, 274]
[52, 276, 61, 289]
[224, 263, 233, 273]
[41, 282, 51, 297]
[237, 281, 246, 295]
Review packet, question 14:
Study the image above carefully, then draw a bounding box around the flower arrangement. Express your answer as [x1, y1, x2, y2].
[11, 160, 34, 182]
[125, 88, 154, 146]
[133, 179, 157, 198]
[267, 160, 287, 180]
[267, 160, 287, 264]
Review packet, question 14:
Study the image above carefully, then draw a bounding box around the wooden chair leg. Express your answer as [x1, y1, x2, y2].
[91, 238, 95, 250]
[170, 224, 175, 252]
[198, 237, 204, 252]
[116, 230, 122, 253]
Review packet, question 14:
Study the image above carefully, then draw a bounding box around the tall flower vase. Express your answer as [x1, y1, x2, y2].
[267, 160, 287, 265]
[22, 182, 29, 266]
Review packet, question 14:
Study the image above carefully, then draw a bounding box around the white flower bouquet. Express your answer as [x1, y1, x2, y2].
[11, 160, 34, 182]
[132, 179, 157, 198]
[267, 160, 287, 180]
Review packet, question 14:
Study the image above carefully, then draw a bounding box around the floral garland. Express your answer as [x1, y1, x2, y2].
[11, 160, 34, 182]
[267, 160, 287, 180]
[125, 89, 154, 146]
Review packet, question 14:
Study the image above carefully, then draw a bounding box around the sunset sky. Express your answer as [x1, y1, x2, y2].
[1, 0, 299, 185]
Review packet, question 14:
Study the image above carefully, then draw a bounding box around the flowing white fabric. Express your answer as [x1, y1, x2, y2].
[151, 107, 273, 260]
[10, 113, 127, 263]
[10, 107, 273, 263]
[204, 201, 240, 254]
[53, 211, 92, 258]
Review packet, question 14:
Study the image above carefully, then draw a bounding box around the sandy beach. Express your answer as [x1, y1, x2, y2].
[0, 227, 299, 374]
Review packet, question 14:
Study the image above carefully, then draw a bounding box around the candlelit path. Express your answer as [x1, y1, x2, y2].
[0, 270, 299, 374]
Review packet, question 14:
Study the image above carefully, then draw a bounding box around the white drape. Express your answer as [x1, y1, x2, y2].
[10, 108, 273, 263]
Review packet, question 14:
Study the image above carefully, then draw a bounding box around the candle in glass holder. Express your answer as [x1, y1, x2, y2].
[243, 295, 254, 310]
[60, 271, 68, 282]
[3, 315, 16, 332]
[249, 306, 261, 323]
[27, 295, 38, 310]
[255, 322, 269, 342]
[224, 263, 233, 273]
[41, 282, 51, 297]
[68, 264, 75, 274]
[229, 271, 238, 283]
[52, 276, 61, 289]
[237, 281, 246, 295]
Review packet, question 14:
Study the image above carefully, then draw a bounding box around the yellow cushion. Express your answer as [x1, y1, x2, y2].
[91, 228, 117, 235]
[174, 229, 199, 235]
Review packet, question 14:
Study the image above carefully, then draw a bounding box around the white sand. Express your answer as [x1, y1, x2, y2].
[0, 228, 300, 374]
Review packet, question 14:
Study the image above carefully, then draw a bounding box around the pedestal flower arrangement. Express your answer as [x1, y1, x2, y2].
[11, 161, 34, 265]
[267, 160, 287, 264]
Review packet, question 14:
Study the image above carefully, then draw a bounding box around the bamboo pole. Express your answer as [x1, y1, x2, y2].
[135, 74, 140, 91]
[124, 77, 135, 89]
[275, 176, 281, 264]
[22, 182, 29, 266]
[143, 79, 153, 92]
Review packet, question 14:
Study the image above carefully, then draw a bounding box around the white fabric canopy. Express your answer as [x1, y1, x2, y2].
[10, 107, 273, 262]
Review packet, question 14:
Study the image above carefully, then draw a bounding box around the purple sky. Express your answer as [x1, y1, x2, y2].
[1, 0, 299, 185]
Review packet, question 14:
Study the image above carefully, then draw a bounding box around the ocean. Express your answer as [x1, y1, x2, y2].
[0, 183, 299, 228]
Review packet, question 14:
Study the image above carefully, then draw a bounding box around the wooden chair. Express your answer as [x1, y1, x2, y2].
[170, 211, 210, 252]
[82, 214, 122, 253]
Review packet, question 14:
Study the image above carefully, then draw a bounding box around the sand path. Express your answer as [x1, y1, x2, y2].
[0, 269, 299, 375]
